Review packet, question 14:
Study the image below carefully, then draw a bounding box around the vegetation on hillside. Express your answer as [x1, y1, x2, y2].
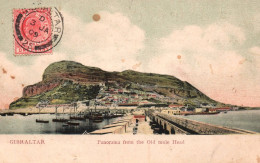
[10, 81, 100, 109]
[10, 60, 221, 109]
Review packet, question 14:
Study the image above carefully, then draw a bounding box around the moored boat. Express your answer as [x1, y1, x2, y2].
[89, 113, 104, 122]
[52, 118, 69, 122]
[6, 112, 14, 116]
[70, 116, 86, 120]
[93, 119, 103, 123]
[53, 105, 70, 122]
[62, 124, 69, 127]
[67, 121, 80, 126]
[36, 119, 49, 123]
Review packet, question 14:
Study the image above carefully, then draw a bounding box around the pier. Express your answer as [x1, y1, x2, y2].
[148, 110, 257, 135]
[89, 116, 133, 135]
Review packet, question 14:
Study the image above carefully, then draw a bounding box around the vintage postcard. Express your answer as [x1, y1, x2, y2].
[0, 0, 260, 162]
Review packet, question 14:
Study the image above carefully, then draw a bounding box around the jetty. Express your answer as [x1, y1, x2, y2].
[148, 110, 258, 134]
[89, 116, 133, 135]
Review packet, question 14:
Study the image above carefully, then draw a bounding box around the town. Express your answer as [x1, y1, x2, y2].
[78, 81, 238, 116]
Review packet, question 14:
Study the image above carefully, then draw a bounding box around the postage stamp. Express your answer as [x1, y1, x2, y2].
[13, 7, 63, 55]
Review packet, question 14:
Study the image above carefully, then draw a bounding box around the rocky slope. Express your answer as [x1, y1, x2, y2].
[10, 60, 220, 109]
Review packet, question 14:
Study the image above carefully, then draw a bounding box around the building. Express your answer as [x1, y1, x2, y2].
[161, 109, 181, 115]
[195, 108, 207, 113]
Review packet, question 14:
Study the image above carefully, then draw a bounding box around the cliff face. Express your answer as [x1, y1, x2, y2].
[23, 80, 62, 97]
[10, 60, 219, 109]
[22, 61, 106, 97]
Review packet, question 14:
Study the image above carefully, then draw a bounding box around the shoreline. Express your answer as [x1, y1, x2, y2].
[0, 106, 136, 114]
[1, 107, 260, 115]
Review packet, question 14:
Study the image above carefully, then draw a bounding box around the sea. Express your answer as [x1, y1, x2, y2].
[0, 114, 122, 134]
[182, 110, 260, 133]
[0, 110, 259, 134]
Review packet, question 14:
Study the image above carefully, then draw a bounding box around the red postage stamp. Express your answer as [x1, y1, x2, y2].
[13, 8, 63, 55]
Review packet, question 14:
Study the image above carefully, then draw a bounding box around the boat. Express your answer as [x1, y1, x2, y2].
[35, 102, 49, 123]
[36, 119, 49, 123]
[52, 105, 69, 122]
[6, 112, 14, 116]
[103, 111, 114, 119]
[68, 102, 86, 121]
[70, 116, 86, 120]
[89, 113, 104, 122]
[67, 121, 80, 126]
[93, 119, 103, 123]
[87, 101, 104, 122]
[0, 113, 7, 116]
[52, 118, 69, 122]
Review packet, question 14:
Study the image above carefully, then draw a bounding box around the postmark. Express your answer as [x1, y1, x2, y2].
[13, 7, 63, 55]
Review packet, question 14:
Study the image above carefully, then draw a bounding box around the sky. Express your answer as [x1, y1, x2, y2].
[0, 0, 260, 109]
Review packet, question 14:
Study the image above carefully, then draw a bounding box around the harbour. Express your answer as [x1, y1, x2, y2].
[0, 108, 259, 134]
[0, 113, 123, 134]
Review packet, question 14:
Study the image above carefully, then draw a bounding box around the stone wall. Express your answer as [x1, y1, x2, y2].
[155, 113, 246, 135]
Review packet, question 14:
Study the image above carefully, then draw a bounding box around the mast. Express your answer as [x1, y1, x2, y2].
[94, 99, 97, 113]
[55, 106, 57, 119]
[69, 103, 72, 116]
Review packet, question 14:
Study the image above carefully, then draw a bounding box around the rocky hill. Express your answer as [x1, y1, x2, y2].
[10, 60, 221, 109]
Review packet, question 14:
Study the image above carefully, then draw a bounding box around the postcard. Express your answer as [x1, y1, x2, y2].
[0, 0, 259, 162]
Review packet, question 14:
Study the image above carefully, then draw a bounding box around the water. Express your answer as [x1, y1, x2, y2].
[0, 114, 122, 134]
[182, 110, 260, 133]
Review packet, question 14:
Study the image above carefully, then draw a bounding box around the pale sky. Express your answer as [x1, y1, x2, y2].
[0, 0, 260, 109]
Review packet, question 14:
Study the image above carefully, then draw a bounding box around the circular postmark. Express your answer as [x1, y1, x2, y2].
[13, 7, 64, 54]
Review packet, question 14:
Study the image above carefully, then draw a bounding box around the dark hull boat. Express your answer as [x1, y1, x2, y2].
[67, 121, 80, 126]
[103, 115, 113, 119]
[53, 105, 70, 122]
[0, 114, 7, 116]
[93, 119, 103, 123]
[70, 116, 86, 120]
[52, 118, 69, 122]
[88, 113, 104, 123]
[36, 119, 49, 123]
[6, 113, 14, 116]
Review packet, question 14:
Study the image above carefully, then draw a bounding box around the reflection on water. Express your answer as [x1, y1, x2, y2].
[0, 114, 121, 134]
[182, 110, 260, 132]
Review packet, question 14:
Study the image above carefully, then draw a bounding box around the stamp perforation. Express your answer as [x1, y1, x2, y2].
[12, 7, 63, 56]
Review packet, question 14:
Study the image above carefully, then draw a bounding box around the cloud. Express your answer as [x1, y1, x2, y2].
[147, 22, 260, 106]
[0, 11, 145, 109]
[61, 11, 145, 71]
